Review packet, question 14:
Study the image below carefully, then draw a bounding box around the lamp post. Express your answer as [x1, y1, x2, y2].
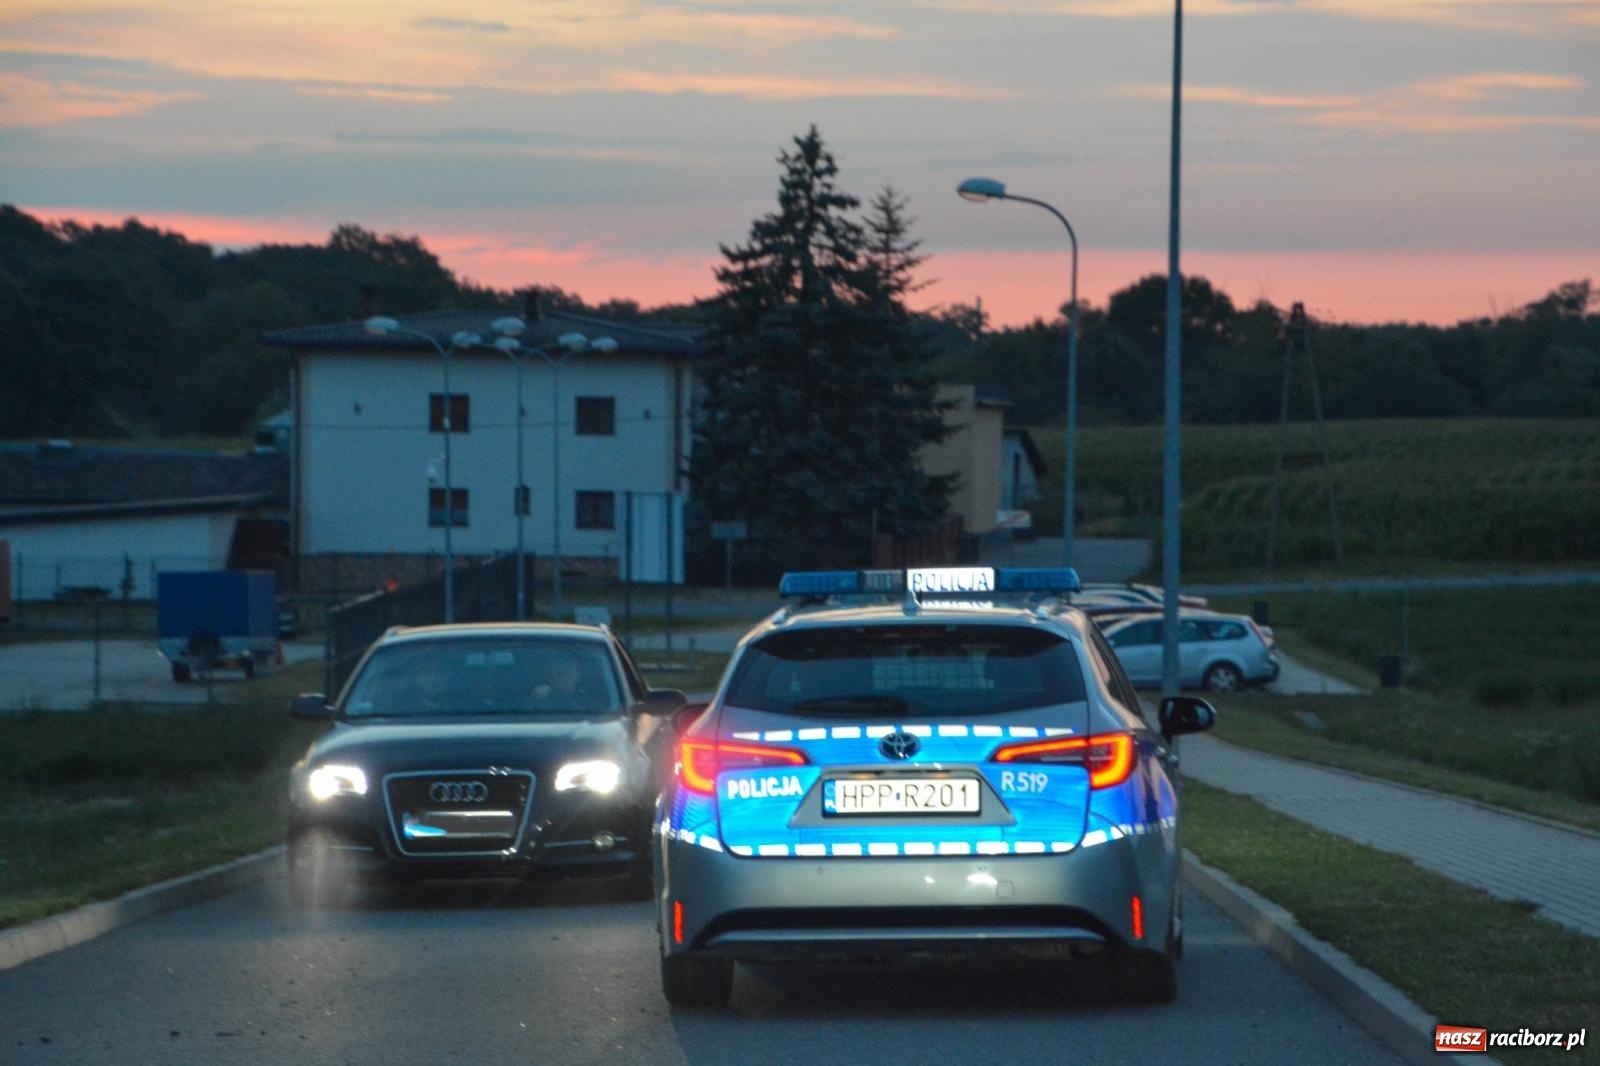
[493, 331, 617, 619]
[1160, 0, 1185, 697]
[364, 315, 520, 622]
[957, 177, 1080, 569]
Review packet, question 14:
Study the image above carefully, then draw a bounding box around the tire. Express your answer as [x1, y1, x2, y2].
[615, 857, 654, 902]
[171, 661, 192, 683]
[1202, 662, 1243, 693]
[287, 831, 348, 910]
[1110, 945, 1177, 1005]
[661, 952, 734, 1008]
[1110, 908, 1178, 1004]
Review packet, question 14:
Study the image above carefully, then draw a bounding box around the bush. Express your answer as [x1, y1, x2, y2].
[1542, 671, 1600, 707]
[1472, 672, 1534, 708]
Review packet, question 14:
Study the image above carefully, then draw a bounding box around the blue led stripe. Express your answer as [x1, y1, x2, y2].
[993, 567, 1082, 593]
[778, 571, 862, 596]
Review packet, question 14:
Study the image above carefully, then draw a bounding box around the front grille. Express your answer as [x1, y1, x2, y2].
[384, 770, 535, 856]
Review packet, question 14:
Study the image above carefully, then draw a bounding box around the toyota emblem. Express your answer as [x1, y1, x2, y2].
[428, 780, 489, 803]
[878, 731, 921, 760]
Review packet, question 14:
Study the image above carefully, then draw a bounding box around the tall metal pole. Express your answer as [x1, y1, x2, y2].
[551, 359, 564, 617]
[514, 358, 527, 619]
[442, 343, 455, 623]
[1160, 0, 1185, 696]
[1064, 240, 1079, 570]
[966, 190, 1079, 568]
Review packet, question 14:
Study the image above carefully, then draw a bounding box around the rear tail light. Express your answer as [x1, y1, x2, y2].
[1131, 895, 1144, 940]
[677, 739, 808, 795]
[991, 732, 1136, 789]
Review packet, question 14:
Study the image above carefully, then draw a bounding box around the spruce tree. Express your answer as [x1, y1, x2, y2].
[690, 127, 949, 572]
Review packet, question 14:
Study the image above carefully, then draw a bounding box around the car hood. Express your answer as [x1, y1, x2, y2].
[306, 716, 629, 775]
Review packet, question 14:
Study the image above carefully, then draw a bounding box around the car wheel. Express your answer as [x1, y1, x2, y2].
[1111, 945, 1177, 1004]
[661, 952, 734, 1008]
[171, 661, 192, 683]
[614, 855, 654, 902]
[287, 830, 348, 910]
[1202, 662, 1242, 693]
[1111, 907, 1178, 1004]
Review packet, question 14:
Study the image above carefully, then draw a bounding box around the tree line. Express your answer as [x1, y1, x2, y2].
[2, 189, 1595, 444]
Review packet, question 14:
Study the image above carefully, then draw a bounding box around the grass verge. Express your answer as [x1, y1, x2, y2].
[0, 662, 326, 930]
[1209, 692, 1600, 833]
[1183, 781, 1600, 1064]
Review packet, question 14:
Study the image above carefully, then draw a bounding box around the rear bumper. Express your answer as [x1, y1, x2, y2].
[658, 830, 1175, 960]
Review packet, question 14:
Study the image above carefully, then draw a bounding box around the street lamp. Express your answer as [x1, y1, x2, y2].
[957, 177, 1081, 569]
[493, 330, 617, 620]
[364, 315, 518, 622]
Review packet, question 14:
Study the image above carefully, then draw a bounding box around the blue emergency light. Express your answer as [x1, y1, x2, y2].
[778, 566, 1080, 598]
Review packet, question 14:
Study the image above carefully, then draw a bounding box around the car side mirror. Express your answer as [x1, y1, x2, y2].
[671, 702, 708, 736]
[289, 693, 333, 720]
[1158, 695, 1215, 741]
[644, 688, 686, 713]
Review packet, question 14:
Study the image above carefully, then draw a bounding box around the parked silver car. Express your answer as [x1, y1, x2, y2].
[1100, 611, 1279, 692]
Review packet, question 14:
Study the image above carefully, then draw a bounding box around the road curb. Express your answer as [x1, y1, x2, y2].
[0, 846, 282, 973]
[1182, 850, 1488, 1065]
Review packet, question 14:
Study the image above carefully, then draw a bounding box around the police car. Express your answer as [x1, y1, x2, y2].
[654, 567, 1216, 1008]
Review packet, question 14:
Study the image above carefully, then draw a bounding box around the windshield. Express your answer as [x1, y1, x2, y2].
[341, 637, 624, 718]
[725, 624, 1086, 716]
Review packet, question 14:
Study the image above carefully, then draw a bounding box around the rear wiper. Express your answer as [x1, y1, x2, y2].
[789, 695, 910, 716]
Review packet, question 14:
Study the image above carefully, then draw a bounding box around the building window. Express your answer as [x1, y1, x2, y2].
[575, 490, 615, 530]
[429, 393, 470, 433]
[575, 396, 615, 436]
[428, 487, 469, 527]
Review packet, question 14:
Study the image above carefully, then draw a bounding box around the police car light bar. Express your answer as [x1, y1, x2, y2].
[778, 567, 1080, 598]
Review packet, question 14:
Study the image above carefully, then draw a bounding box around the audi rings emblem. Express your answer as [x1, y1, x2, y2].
[428, 780, 489, 803]
[878, 731, 921, 760]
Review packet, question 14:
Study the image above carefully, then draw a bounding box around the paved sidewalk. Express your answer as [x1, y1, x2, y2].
[1181, 733, 1600, 939]
[1268, 650, 1363, 695]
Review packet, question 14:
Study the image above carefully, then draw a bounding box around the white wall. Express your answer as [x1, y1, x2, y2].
[2, 512, 236, 600]
[299, 349, 689, 571]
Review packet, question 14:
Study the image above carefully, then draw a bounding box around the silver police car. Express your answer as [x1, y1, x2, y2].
[654, 567, 1216, 1008]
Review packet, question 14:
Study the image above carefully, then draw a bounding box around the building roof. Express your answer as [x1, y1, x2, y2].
[0, 442, 288, 510]
[262, 307, 702, 360]
[0, 493, 272, 528]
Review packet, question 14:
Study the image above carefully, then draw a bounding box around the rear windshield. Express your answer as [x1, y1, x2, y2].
[342, 637, 623, 718]
[725, 624, 1086, 716]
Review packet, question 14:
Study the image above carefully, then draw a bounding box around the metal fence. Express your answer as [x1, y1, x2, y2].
[323, 554, 518, 696]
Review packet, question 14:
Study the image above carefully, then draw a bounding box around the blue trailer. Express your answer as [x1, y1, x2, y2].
[156, 571, 279, 682]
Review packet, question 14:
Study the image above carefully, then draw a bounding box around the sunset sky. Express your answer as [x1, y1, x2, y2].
[3, 0, 1596, 326]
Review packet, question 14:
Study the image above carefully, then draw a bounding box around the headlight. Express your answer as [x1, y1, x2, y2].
[554, 759, 621, 794]
[307, 764, 368, 801]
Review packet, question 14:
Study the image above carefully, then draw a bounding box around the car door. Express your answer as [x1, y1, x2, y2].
[610, 637, 674, 791]
[1107, 618, 1162, 685]
[1178, 620, 1212, 686]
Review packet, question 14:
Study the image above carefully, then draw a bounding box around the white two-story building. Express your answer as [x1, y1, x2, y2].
[264, 302, 701, 595]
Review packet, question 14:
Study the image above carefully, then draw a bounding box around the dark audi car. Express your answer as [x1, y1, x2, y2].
[286, 622, 683, 907]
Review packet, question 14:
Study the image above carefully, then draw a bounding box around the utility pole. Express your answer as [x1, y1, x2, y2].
[1264, 303, 1343, 569]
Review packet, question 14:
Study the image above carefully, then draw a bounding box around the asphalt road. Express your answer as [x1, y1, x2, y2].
[0, 872, 1399, 1066]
